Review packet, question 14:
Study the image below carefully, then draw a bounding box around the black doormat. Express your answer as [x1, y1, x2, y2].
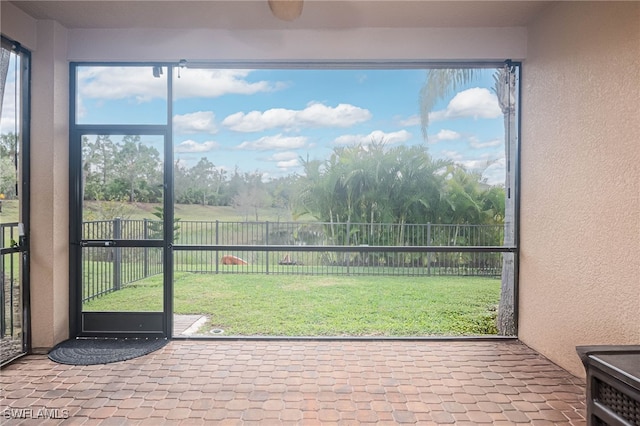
[48, 338, 168, 365]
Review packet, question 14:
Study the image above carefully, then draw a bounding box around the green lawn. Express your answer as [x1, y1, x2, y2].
[81, 201, 298, 222]
[83, 273, 500, 336]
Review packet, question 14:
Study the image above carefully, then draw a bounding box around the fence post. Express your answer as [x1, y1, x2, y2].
[265, 221, 269, 275]
[215, 220, 219, 274]
[113, 217, 122, 291]
[426, 222, 432, 276]
[143, 218, 149, 277]
[0, 225, 5, 339]
[346, 221, 351, 275]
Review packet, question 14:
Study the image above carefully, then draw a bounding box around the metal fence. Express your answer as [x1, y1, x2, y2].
[82, 218, 163, 302]
[175, 221, 503, 247]
[82, 218, 507, 302]
[174, 249, 503, 278]
[1, 223, 24, 362]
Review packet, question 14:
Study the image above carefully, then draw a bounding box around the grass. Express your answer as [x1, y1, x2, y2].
[12, 199, 501, 336]
[4, 200, 272, 223]
[83, 273, 500, 336]
[0, 199, 19, 222]
[81, 201, 297, 222]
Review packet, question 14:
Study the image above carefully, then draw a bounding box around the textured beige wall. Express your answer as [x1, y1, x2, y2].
[0, 2, 37, 50]
[66, 27, 526, 62]
[29, 20, 70, 351]
[520, 2, 640, 377]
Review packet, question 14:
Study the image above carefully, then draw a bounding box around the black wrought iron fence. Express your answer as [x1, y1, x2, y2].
[173, 248, 503, 277]
[82, 218, 506, 302]
[82, 218, 163, 302]
[174, 221, 503, 247]
[1, 223, 22, 344]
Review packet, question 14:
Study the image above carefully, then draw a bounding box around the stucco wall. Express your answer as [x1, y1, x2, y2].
[2, 3, 70, 350]
[0, 1, 37, 49]
[29, 19, 70, 351]
[66, 27, 527, 62]
[520, 2, 640, 377]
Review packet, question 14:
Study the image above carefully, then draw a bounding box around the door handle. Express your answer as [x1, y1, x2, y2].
[80, 241, 117, 248]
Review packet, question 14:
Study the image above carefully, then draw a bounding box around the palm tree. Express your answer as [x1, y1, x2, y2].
[493, 65, 517, 336]
[420, 69, 477, 140]
[0, 47, 11, 119]
[420, 66, 517, 335]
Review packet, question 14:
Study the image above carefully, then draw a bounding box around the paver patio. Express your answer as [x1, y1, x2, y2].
[1, 340, 586, 425]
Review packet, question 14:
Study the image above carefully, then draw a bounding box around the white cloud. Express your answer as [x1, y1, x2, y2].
[440, 150, 463, 161]
[429, 87, 501, 122]
[264, 151, 302, 170]
[77, 66, 166, 102]
[459, 153, 505, 185]
[174, 69, 286, 99]
[430, 129, 461, 143]
[299, 103, 371, 127]
[482, 157, 506, 186]
[223, 109, 296, 133]
[236, 134, 307, 151]
[437, 149, 505, 185]
[173, 111, 218, 134]
[77, 67, 284, 104]
[76, 96, 87, 120]
[277, 158, 301, 169]
[469, 137, 502, 149]
[0, 80, 16, 134]
[174, 158, 191, 169]
[175, 139, 219, 153]
[459, 159, 495, 170]
[334, 129, 412, 146]
[267, 151, 299, 162]
[397, 114, 420, 127]
[222, 102, 371, 133]
[0, 113, 15, 135]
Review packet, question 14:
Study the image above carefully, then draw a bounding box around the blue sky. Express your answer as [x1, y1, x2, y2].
[2, 64, 507, 185]
[171, 67, 505, 185]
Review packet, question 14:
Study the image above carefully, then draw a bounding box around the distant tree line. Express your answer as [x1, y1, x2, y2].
[81, 134, 504, 226]
[0, 133, 18, 198]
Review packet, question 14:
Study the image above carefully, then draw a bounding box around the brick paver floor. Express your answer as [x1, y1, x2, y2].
[1, 340, 586, 425]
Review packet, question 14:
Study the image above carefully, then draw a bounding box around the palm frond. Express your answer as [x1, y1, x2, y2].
[420, 69, 478, 140]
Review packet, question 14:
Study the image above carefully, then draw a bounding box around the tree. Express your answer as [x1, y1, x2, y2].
[83, 135, 117, 201]
[112, 135, 163, 203]
[420, 67, 516, 335]
[267, 174, 298, 221]
[420, 69, 477, 139]
[494, 65, 518, 336]
[174, 160, 195, 204]
[189, 157, 216, 206]
[0, 156, 16, 198]
[0, 133, 18, 198]
[231, 171, 270, 221]
[0, 132, 17, 158]
[443, 167, 485, 224]
[148, 206, 181, 241]
[0, 48, 11, 119]
[295, 142, 459, 251]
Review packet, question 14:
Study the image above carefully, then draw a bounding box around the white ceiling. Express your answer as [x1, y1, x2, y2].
[10, 1, 552, 30]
